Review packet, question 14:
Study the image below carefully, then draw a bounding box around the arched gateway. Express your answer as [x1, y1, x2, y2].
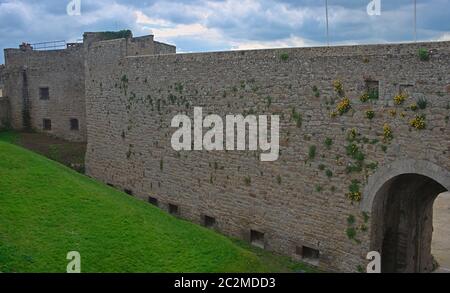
[362, 159, 450, 273]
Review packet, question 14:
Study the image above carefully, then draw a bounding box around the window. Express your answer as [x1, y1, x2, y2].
[148, 196, 158, 206]
[70, 118, 79, 131]
[250, 230, 265, 248]
[297, 246, 320, 265]
[168, 203, 179, 215]
[124, 189, 133, 196]
[39, 87, 50, 100]
[365, 80, 379, 98]
[43, 119, 51, 130]
[203, 215, 216, 228]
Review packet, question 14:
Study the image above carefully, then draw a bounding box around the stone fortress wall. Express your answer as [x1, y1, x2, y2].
[2, 32, 176, 142]
[4, 43, 86, 141]
[0, 64, 8, 128]
[84, 38, 450, 272]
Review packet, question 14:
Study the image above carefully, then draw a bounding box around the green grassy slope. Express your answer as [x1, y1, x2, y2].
[0, 137, 314, 272]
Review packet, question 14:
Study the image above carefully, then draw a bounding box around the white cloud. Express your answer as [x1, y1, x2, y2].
[437, 33, 450, 41]
[230, 35, 317, 50]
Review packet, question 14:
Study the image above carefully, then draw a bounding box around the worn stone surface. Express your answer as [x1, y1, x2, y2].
[4, 44, 86, 141]
[3, 32, 175, 142]
[83, 38, 450, 272]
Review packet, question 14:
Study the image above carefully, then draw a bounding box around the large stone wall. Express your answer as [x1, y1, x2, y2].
[86, 40, 449, 272]
[4, 45, 86, 141]
[0, 64, 4, 97]
[0, 97, 9, 129]
[3, 32, 175, 142]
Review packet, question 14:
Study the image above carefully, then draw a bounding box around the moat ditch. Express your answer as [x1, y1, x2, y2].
[0, 130, 86, 173]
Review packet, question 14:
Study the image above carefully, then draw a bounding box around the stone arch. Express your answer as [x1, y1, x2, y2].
[361, 159, 450, 212]
[361, 159, 450, 272]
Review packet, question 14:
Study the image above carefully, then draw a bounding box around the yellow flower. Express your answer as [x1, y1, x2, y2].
[360, 93, 369, 102]
[383, 123, 393, 141]
[394, 92, 408, 105]
[410, 115, 426, 130]
[347, 191, 362, 202]
[336, 97, 351, 115]
[366, 110, 375, 120]
[333, 80, 344, 95]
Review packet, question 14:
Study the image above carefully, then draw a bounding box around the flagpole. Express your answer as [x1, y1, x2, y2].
[325, 0, 330, 46]
[414, 0, 417, 42]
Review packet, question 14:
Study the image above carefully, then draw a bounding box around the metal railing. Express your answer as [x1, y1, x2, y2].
[30, 40, 67, 51]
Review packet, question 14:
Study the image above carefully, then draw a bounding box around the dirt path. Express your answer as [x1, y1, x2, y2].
[432, 192, 450, 272]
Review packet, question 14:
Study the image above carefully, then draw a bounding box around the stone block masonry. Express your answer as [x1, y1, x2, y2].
[2, 31, 175, 142]
[84, 38, 450, 272]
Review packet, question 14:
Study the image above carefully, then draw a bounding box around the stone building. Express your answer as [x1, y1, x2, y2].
[2, 31, 175, 141]
[0, 64, 9, 128]
[84, 38, 450, 272]
[1, 30, 449, 272]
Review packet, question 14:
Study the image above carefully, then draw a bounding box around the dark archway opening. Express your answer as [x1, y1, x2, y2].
[371, 174, 447, 273]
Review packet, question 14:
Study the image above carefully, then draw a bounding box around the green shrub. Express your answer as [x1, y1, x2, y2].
[324, 138, 333, 149]
[346, 227, 357, 240]
[100, 30, 132, 40]
[291, 108, 302, 128]
[308, 145, 317, 160]
[347, 215, 356, 225]
[280, 53, 289, 61]
[366, 110, 375, 120]
[418, 48, 430, 61]
[417, 98, 428, 110]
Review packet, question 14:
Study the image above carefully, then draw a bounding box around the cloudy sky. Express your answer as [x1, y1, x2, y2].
[0, 0, 449, 61]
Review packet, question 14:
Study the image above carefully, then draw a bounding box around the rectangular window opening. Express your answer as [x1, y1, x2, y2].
[70, 118, 79, 131]
[203, 215, 216, 228]
[298, 246, 320, 265]
[365, 80, 379, 98]
[39, 87, 50, 100]
[148, 196, 158, 206]
[168, 203, 179, 215]
[43, 119, 51, 131]
[250, 230, 265, 249]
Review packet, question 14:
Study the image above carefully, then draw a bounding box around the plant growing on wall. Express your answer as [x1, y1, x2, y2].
[360, 89, 378, 102]
[410, 115, 426, 130]
[324, 138, 333, 149]
[280, 53, 289, 61]
[394, 92, 407, 105]
[333, 80, 344, 96]
[336, 97, 351, 115]
[383, 124, 393, 142]
[417, 98, 428, 110]
[366, 110, 375, 120]
[347, 180, 362, 202]
[100, 30, 132, 40]
[409, 103, 418, 111]
[266, 96, 272, 108]
[312, 85, 320, 97]
[308, 145, 317, 160]
[418, 48, 430, 61]
[291, 107, 302, 128]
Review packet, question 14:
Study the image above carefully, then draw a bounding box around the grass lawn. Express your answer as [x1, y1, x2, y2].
[0, 132, 316, 273]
